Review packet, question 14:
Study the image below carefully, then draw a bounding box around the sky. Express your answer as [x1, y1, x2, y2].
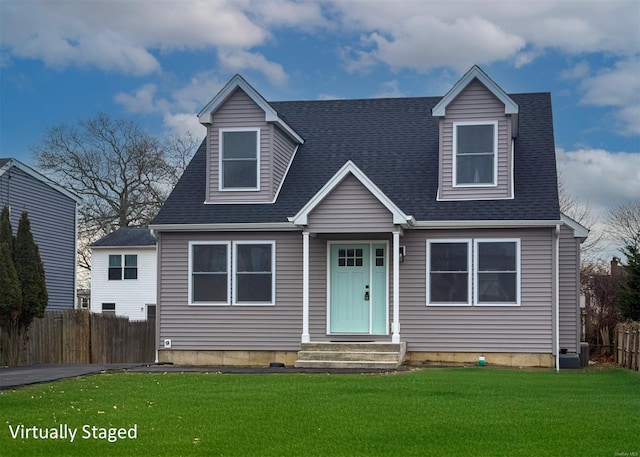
[1, 0, 639, 256]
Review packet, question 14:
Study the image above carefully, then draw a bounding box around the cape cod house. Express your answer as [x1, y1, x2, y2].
[151, 66, 588, 369]
[0, 158, 81, 310]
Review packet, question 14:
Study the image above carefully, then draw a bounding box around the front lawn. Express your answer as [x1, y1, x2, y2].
[1, 368, 638, 456]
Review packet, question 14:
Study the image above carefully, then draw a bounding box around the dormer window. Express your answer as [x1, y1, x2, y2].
[453, 121, 498, 186]
[220, 128, 260, 190]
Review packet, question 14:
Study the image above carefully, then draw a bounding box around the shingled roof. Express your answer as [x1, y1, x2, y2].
[91, 227, 156, 248]
[153, 92, 559, 226]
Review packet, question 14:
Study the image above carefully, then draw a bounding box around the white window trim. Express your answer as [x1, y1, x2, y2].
[452, 121, 498, 188]
[233, 241, 276, 306]
[108, 254, 138, 281]
[188, 241, 231, 306]
[473, 238, 521, 307]
[426, 239, 472, 306]
[219, 127, 261, 192]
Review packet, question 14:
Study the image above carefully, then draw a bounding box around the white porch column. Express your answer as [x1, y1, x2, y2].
[301, 230, 310, 343]
[392, 230, 401, 343]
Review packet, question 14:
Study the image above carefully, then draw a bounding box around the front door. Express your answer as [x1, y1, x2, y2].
[329, 243, 387, 334]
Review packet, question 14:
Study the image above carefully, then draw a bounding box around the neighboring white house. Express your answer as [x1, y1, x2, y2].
[90, 227, 157, 321]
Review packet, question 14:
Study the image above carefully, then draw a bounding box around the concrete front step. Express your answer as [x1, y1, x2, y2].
[294, 342, 406, 369]
[300, 342, 405, 353]
[297, 350, 401, 362]
[294, 360, 400, 370]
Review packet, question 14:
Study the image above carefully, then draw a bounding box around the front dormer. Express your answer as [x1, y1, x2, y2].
[432, 66, 519, 201]
[198, 75, 303, 204]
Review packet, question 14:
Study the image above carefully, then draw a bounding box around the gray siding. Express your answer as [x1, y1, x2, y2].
[307, 175, 395, 233]
[158, 227, 558, 354]
[0, 167, 77, 310]
[271, 125, 298, 198]
[559, 224, 580, 352]
[439, 79, 513, 200]
[207, 88, 272, 203]
[158, 231, 303, 350]
[399, 228, 554, 353]
[206, 88, 298, 203]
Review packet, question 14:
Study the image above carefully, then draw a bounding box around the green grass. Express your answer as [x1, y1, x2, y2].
[1, 368, 638, 456]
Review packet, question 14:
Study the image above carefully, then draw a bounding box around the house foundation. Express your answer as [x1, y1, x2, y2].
[405, 351, 555, 368]
[158, 350, 299, 367]
[159, 349, 554, 368]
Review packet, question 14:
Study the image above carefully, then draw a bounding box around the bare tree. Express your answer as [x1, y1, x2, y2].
[581, 259, 623, 356]
[33, 113, 199, 271]
[558, 173, 603, 260]
[606, 199, 640, 248]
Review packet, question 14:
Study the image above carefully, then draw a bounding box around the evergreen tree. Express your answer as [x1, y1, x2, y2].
[0, 240, 22, 365]
[617, 233, 640, 321]
[14, 212, 48, 327]
[0, 206, 14, 256]
[0, 241, 22, 323]
[0, 207, 20, 327]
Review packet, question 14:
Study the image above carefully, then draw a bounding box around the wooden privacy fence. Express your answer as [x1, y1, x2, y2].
[615, 321, 640, 371]
[1, 310, 155, 366]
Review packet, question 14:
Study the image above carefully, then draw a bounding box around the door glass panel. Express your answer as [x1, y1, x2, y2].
[338, 247, 364, 268]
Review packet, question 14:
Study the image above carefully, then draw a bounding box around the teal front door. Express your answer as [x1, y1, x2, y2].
[329, 243, 387, 334]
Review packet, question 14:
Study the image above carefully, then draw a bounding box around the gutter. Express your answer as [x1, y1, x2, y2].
[149, 222, 301, 232]
[412, 219, 563, 229]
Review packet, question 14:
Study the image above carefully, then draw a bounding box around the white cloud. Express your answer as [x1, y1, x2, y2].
[556, 147, 640, 219]
[362, 16, 525, 73]
[114, 84, 164, 114]
[331, 1, 639, 72]
[561, 57, 640, 137]
[114, 71, 227, 137]
[218, 50, 288, 86]
[0, 0, 268, 75]
[250, 0, 328, 29]
[373, 80, 405, 98]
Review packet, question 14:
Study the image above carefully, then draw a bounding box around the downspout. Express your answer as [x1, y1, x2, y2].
[151, 228, 159, 364]
[555, 224, 561, 372]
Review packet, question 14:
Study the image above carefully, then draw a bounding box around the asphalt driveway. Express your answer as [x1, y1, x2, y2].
[0, 364, 142, 390]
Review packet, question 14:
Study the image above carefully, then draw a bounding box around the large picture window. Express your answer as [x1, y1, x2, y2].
[475, 240, 520, 305]
[189, 241, 274, 306]
[454, 122, 497, 186]
[427, 240, 471, 305]
[220, 129, 259, 190]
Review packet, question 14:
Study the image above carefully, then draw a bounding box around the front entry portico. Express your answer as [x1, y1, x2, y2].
[291, 161, 414, 345]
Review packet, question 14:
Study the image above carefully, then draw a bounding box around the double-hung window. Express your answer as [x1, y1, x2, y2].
[427, 238, 520, 306]
[189, 241, 275, 306]
[190, 242, 231, 304]
[427, 240, 471, 305]
[234, 242, 275, 305]
[108, 254, 137, 280]
[220, 128, 260, 190]
[454, 122, 497, 186]
[475, 239, 520, 306]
